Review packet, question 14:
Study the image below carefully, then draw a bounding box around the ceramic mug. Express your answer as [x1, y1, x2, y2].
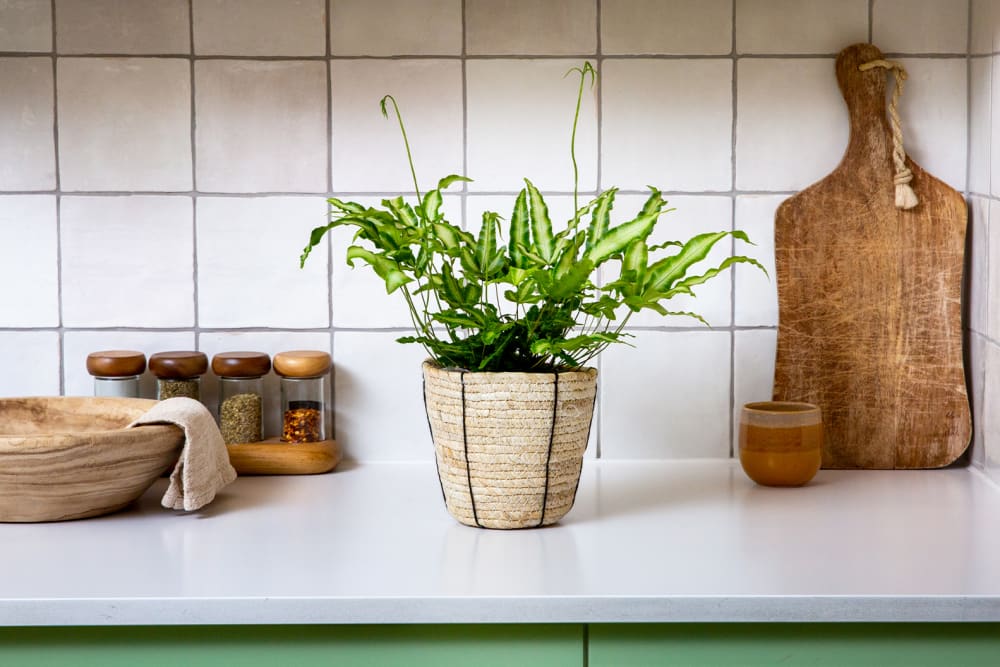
[739, 401, 823, 487]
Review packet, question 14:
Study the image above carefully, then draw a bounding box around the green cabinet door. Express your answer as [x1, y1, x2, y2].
[0, 625, 583, 667]
[588, 624, 1000, 667]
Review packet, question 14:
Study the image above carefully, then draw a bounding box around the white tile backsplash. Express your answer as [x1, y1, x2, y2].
[990, 200, 1000, 342]
[61, 196, 194, 327]
[0, 195, 58, 326]
[734, 195, 781, 326]
[601, 0, 732, 55]
[895, 57, 967, 192]
[969, 331, 987, 470]
[970, 197, 991, 336]
[331, 60, 463, 193]
[193, 0, 326, 56]
[602, 59, 733, 192]
[57, 58, 192, 191]
[330, 0, 462, 56]
[333, 331, 433, 461]
[736, 0, 868, 54]
[0, 58, 54, 191]
[465, 0, 596, 55]
[0, 1, 991, 464]
[732, 327, 777, 451]
[970, 57, 992, 195]
[872, 0, 967, 54]
[600, 330, 731, 459]
[0, 332, 60, 397]
[197, 196, 330, 328]
[466, 59, 598, 192]
[0, 0, 51, 52]
[984, 341, 1000, 484]
[56, 0, 190, 55]
[736, 58, 848, 191]
[195, 60, 327, 193]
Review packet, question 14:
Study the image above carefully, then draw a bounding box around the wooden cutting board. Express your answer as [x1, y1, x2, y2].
[773, 43, 971, 469]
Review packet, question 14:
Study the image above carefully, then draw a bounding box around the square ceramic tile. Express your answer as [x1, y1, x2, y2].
[968, 331, 987, 469]
[735, 0, 868, 54]
[893, 58, 966, 191]
[734, 195, 783, 326]
[333, 331, 434, 461]
[0, 332, 59, 397]
[0, 196, 58, 326]
[197, 197, 330, 328]
[62, 330, 196, 398]
[984, 340, 1000, 483]
[331, 60, 463, 192]
[0, 0, 52, 51]
[603, 195, 733, 328]
[970, 57, 992, 196]
[57, 58, 191, 191]
[969, 197, 990, 336]
[602, 59, 732, 192]
[195, 60, 327, 193]
[198, 331, 331, 438]
[330, 0, 461, 55]
[989, 200, 1000, 341]
[992, 55, 1000, 197]
[61, 196, 194, 327]
[0, 58, 54, 190]
[465, 0, 596, 55]
[331, 195, 461, 327]
[56, 0, 190, 54]
[872, 0, 967, 54]
[736, 58, 848, 191]
[600, 330, 731, 459]
[466, 60, 597, 192]
[193, 0, 325, 56]
[732, 328, 777, 452]
[602, 0, 731, 55]
[971, 0, 998, 55]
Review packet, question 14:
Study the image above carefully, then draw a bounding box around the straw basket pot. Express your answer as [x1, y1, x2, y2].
[422, 360, 598, 529]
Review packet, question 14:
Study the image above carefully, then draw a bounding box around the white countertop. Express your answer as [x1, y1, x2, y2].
[2, 460, 999, 626]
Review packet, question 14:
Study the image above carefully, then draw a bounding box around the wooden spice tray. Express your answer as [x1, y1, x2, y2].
[225, 439, 340, 476]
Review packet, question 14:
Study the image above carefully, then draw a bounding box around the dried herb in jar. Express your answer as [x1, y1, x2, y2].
[220, 392, 262, 444]
[283, 400, 322, 443]
[158, 378, 200, 400]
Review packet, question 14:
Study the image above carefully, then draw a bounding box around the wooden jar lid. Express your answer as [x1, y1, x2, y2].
[212, 351, 271, 378]
[148, 351, 208, 379]
[86, 350, 147, 378]
[273, 350, 331, 378]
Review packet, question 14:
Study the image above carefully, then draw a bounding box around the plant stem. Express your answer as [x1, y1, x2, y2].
[381, 95, 422, 201]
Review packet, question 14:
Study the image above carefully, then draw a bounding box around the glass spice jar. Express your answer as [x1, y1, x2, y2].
[149, 351, 208, 401]
[86, 350, 146, 398]
[273, 350, 331, 443]
[212, 351, 271, 445]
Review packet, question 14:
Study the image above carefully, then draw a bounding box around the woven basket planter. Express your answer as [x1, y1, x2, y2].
[422, 360, 598, 529]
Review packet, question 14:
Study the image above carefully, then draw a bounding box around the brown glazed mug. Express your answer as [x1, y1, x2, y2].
[739, 401, 823, 487]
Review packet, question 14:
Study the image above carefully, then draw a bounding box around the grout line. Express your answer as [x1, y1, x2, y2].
[868, 0, 873, 43]
[50, 0, 64, 395]
[188, 0, 199, 335]
[595, 0, 603, 459]
[0, 188, 800, 197]
[728, 0, 738, 459]
[326, 0, 334, 335]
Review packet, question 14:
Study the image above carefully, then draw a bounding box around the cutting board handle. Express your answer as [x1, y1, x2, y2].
[836, 43, 918, 210]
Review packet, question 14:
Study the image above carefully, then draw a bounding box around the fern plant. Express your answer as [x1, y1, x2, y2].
[301, 62, 765, 372]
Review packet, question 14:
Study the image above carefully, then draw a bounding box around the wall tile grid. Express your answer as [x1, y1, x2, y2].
[0, 0, 986, 466]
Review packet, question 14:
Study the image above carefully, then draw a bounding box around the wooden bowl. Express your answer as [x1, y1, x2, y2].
[0, 397, 184, 522]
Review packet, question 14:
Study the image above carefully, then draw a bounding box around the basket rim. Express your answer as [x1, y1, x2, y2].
[421, 358, 598, 379]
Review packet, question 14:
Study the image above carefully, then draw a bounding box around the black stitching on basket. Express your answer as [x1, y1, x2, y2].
[461, 371, 482, 528]
[538, 372, 560, 527]
[422, 373, 448, 507]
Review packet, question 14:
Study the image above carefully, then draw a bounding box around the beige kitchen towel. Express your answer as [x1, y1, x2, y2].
[129, 397, 237, 511]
